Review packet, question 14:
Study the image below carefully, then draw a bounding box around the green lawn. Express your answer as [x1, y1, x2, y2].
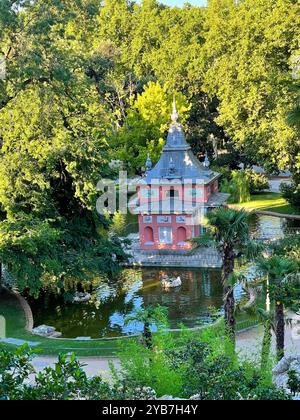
[0, 291, 121, 356]
[230, 193, 300, 216]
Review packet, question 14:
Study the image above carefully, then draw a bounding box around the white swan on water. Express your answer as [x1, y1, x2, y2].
[161, 276, 182, 289]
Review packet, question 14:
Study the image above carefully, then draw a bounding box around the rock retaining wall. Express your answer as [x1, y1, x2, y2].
[13, 292, 34, 332]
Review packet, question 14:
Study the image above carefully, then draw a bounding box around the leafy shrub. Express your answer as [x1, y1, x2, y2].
[245, 170, 270, 194]
[110, 211, 127, 237]
[280, 183, 300, 209]
[0, 346, 114, 401]
[272, 236, 300, 262]
[113, 320, 290, 400]
[221, 170, 251, 204]
[287, 369, 300, 396]
[112, 332, 184, 398]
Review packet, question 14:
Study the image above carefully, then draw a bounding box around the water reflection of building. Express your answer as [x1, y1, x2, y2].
[139, 269, 223, 328]
[31, 268, 224, 337]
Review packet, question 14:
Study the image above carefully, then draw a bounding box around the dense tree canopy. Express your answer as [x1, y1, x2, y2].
[0, 0, 299, 292]
[202, 0, 300, 174]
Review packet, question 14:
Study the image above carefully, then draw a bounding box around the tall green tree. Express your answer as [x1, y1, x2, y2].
[109, 82, 190, 172]
[0, 0, 127, 293]
[202, 0, 300, 175]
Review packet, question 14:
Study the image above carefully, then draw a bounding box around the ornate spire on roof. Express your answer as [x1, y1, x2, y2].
[171, 96, 179, 124]
[145, 154, 152, 173]
[204, 152, 210, 169]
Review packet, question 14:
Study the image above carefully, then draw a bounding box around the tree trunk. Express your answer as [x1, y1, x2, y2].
[223, 246, 236, 343]
[224, 286, 236, 342]
[275, 301, 285, 361]
[261, 320, 272, 369]
[143, 322, 153, 350]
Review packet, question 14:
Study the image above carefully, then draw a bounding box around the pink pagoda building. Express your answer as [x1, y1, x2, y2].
[132, 101, 228, 253]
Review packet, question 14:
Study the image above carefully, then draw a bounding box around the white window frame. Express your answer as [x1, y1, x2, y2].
[158, 227, 173, 245]
[165, 190, 180, 199]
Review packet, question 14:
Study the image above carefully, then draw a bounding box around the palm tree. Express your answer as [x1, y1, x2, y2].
[125, 305, 168, 349]
[256, 308, 275, 369]
[256, 256, 299, 361]
[193, 208, 262, 342]
[256, 308, 294, 369]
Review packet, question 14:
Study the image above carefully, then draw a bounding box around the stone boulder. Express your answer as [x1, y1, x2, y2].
[32, 325, 59, 338]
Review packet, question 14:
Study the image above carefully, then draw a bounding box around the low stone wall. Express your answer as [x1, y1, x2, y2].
[125, 246, 222, 268]
[13, 292, 34, 333]
[228, 205, 300, 220]
[255, 210, 300, 220]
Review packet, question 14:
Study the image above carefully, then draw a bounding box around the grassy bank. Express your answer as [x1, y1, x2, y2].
[230, 193, 300, 216]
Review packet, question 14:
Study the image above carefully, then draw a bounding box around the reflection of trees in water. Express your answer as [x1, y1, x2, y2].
[139, 269, 223, 326]
[30, 268, 224, 337]
[31, 284, 140, 338]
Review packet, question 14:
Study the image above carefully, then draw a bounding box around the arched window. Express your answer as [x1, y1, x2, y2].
[177, 227, 187, 245]
[144, 227, 154, 245]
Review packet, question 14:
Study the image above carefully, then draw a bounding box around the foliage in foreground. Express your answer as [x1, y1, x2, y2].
[112, 324, 290, 401]
[0, 324, 293, 401]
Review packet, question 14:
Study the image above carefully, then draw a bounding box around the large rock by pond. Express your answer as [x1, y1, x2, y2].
[32, 325, 62, 338]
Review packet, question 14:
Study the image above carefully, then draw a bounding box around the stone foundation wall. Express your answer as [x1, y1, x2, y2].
[124, 244, 222, 268]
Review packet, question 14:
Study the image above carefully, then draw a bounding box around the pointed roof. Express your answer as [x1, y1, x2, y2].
[144, 100, 219, 184]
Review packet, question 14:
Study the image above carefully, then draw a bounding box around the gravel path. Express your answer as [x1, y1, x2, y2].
[237, 312, 300, 360]
[31, 356, 120, 379]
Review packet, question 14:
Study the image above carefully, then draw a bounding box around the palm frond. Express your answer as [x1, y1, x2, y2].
[191, 232, 216, 249]
[256, 255, 299, 284]
[243, 240, 266, 261]
[206, 207, 252, 245]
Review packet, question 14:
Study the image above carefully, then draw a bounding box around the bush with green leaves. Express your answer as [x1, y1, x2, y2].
[245, 170, 270, 194]
[221, 170, 251, 204]
[280, 183, 300, 209]
[0, 328, 292, 401]
[0, 346, 114, 401]
[0, 345, 35, 400]
[107, 211, 127, 237]
[272, 236, 300, 265]
[287, 370, 300, 396]
[113, 319, 291, 400]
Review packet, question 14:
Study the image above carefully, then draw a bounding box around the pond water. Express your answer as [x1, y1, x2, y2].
[29, 214, 300, 339]
[30, 268, 224, 338]
[248, 213, 300, 239]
